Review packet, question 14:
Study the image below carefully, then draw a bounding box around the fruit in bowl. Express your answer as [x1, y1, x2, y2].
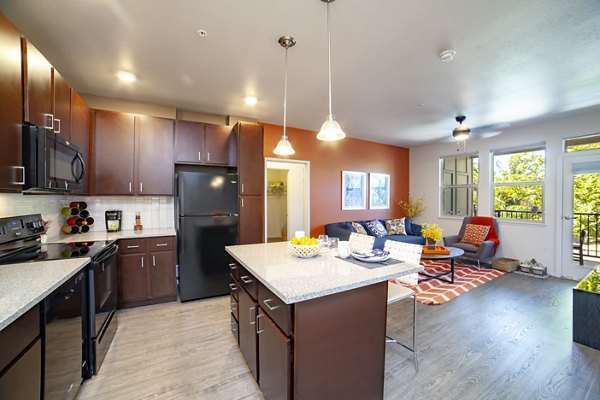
[288, 236, 321, 258]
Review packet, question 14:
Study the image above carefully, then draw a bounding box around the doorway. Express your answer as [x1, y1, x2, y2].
[561, 154, 600, 279]
[265, 159, 310, 242]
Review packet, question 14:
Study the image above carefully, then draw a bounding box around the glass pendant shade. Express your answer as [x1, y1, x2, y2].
[316, 115, 346, 141]
[273, 135, 295, 155]
[452, 124, 470, 141]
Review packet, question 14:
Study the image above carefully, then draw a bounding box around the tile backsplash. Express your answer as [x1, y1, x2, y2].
[0, 194, 174, 240]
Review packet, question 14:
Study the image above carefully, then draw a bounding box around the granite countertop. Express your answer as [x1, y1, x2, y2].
[0, 258, 90, 331]
[226, 242, 423, 304]
[49, 227, 176, 243]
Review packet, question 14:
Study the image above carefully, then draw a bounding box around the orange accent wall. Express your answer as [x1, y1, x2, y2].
[262, 123, 410, 237]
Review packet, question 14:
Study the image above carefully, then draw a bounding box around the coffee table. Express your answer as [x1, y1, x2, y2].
[419, 247, 464, 284]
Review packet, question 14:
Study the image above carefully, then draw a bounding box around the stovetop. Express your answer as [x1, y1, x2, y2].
[0, 239, 115, 265]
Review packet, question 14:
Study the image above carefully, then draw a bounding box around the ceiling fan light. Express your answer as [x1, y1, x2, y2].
[316, 116, 346, 141]
[453, 124, 470, 141]
[273, 136, 295, 155]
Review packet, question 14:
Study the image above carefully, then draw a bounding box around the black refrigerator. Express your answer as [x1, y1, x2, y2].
[177, 171, 239, 301]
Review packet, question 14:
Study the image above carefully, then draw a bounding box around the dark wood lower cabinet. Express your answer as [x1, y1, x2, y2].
[118, 253, 147, 303]
[258, 308, 292, 400]
[238, 286, 258, 380]
[150, 251, 176, 298]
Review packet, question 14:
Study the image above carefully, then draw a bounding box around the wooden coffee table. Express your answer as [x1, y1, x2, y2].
[419, 247, 464, 284]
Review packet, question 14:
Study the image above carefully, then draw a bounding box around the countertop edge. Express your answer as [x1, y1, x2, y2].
[49, 228, 176, 243]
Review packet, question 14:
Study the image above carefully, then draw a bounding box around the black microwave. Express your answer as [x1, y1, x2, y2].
[22, 125, 85, 192]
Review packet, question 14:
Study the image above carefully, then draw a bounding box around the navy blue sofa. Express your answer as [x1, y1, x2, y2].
[325, 219, 425, 249]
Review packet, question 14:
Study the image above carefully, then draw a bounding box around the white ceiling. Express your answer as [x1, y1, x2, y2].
[2, 0, 600, 147]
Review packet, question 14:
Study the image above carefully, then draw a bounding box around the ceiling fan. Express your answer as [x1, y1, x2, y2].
[451, 115, 511, 141]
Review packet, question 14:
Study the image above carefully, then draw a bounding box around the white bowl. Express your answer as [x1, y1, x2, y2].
[288, 241, 321, 258]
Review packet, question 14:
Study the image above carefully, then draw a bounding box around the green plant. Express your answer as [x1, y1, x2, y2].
[421, 223, 443, 242]
[396, 195, 425, 218]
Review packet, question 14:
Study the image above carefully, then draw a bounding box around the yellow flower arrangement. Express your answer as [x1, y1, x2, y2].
[396, 195, 425, 218]
[421, 223, 443, 243]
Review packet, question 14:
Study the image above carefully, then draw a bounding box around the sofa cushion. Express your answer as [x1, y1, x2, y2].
[460, 224, 490, 246]
[365, 220, 387, 238]
[385, 218, 406, 235]
[351, 221, 368, 235]
[404, 218, 413, 235]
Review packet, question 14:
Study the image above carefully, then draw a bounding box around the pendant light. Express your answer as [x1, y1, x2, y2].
[273, 36, 296, 156]
[316, 0, 346, 141]
[453, 115, 470, 141]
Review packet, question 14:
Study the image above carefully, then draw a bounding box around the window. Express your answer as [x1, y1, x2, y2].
[440, 155, 478, 217]
[492, 147, 545, 221]
[565, 133, 600, 153]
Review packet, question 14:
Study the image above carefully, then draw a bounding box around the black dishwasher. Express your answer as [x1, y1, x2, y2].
[43, 270, 87, 400]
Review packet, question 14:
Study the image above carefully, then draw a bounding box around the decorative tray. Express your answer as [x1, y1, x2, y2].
[351, 249, 390, 263]
[422, 246, 451, 255]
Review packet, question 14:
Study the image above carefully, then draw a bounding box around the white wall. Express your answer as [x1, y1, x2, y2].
[410, 109, 600, 277]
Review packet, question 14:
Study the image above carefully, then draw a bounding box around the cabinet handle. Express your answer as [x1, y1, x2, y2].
[12, 166, 25, 185]
[156, 243, 168, 247]
[198, 151, 201, 161]
[54, 118, 61, 133]
[256, 313, 264, 334]
[129, 182, 132, 193]
[229, 283, 237, 291]
[241, 183, 244, 193]
[230, 301, 237, 311]
[231, 322, 238, 332]
[262, 299, 280, 311]
[241, 198, 244, 208]
[127, 245, 140, 249]
[44, 113, 54, 130]
[228, 263, 237, 270]
[249, 306, 256, 325]
[140, 182, 143, 193]
[240, 275, 252, 284]
[141, 256, 144, 268]
[152, 255, 156, 267]
[207, 152, 210, 161]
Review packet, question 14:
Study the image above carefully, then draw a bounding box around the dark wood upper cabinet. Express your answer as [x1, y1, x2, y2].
[236, 123, 264, 196]
[175, 120, 232, 165]
[69, 90, 90, 194]
[52, 68, 71, 141]
[22, 38, 53, 130]
[0, 13, 24, 192]
[136, 116, 174, 195]
[93, 110, 135, 195]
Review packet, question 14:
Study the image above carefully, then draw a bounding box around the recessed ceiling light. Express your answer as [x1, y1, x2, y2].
[196, 29, 208, 37]
[117, 71, 136, 83]
[244, 96, 258, 106]
[439, 49, 456, 62]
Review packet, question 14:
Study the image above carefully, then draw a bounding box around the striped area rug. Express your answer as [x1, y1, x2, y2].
[410, 260, 506, 305]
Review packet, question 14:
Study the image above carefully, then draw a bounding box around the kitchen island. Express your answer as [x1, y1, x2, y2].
[226, 242, 422, 400]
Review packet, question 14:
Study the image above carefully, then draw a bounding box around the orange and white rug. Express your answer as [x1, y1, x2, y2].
[409, 260, 506, 305]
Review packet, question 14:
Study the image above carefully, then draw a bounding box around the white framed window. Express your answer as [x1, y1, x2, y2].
[565, 133, 600, 153]
[492, 146, 545, 222]
[440, 155, 478, 217]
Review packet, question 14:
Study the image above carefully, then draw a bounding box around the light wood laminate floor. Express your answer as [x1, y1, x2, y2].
[77, 273, 600, 400]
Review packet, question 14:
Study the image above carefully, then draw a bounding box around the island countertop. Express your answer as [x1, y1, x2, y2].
[226, 242, 423, 304]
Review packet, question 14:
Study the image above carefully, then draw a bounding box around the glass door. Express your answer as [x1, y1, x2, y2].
[562, 154, 600, 279]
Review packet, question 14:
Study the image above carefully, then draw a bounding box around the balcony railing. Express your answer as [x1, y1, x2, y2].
[493, 209, 543, 220]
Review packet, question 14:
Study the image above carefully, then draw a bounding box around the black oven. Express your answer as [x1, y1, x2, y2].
[22, 125, 85, 192]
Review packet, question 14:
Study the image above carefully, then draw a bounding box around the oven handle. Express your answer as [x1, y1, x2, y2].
[71, 152, 85, 183]
[94, 244, 119, 265]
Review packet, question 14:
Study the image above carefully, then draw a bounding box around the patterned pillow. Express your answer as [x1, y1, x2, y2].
[460, 224, 490, 246]
[365, 220, 387, 238]
[385, 218, 406, 235]
[351, 221, 367, 235]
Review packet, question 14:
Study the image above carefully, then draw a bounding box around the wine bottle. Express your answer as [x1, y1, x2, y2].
[79, 210, 90, 218]
[80, 225, 90, 233]
[69, 201, 88, 209]
[61, 225, 80, 234]
[61, 207, 79, 216]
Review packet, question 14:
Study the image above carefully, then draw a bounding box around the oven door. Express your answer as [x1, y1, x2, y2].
[49, 132, 85, 192]
[92, 244, 118, 337]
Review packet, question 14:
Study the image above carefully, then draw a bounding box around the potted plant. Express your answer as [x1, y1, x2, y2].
[396, 195, 425, 219]
[421, 223, 443, 249]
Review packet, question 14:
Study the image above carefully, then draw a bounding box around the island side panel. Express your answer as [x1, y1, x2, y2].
[293, 282, 388, 400]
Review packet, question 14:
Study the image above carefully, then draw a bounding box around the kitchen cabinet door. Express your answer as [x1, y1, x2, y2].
[52, 68, 71, 141]
[149, 250, 176, 299]
[237, 123, 264, 196]
[258, 309, 292, 400]
[0, 14, 24, 192]
[136, 116, 174, 195]
[69, 90, 90, 194]
[175, 120, 204, 163]
[22, 38, 53, 129]
[238, 287, 259, 380]
[117, 254, 147, 304]
[93, 110, 135, 195]
[204, 123, 232, 164]
[239, 196, 264, 244]
[0, 339, 41, 400]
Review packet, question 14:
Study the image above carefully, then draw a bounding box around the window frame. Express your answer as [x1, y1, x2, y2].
[439, 153, 479, 218]
[491, 145, 546, 223]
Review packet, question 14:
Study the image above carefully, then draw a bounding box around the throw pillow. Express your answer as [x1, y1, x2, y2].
[404, 218, 413, 235]
[351, 221, 368, 235]
[460, 224, 490, 246]
[365, 220, 387, 238]
[385, 218, 407, 235]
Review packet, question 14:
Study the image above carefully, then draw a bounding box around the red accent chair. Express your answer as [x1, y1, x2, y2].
[443, 216, 500, 268]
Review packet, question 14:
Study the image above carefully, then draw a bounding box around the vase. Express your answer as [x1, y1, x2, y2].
[426, 238, 436, 250]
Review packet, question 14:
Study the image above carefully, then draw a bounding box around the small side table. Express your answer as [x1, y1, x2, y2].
[419, 247, 464, 284]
